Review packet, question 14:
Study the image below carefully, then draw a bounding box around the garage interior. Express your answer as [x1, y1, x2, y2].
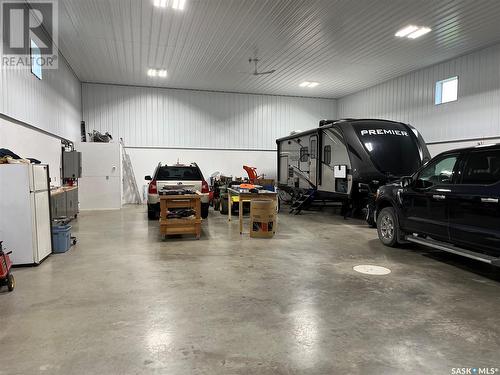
[1, 1, 500, 374]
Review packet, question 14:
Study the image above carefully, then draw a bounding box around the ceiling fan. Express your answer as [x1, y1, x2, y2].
[244, 58, 276, 76]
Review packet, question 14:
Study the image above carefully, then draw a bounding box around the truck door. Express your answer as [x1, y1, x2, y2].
[308, 135, 318, 186]
[448, 149, 500, 253]
[401, 154, 459, 241]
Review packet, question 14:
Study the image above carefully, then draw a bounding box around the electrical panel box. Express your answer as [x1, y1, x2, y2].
[62, 151, 82, 179]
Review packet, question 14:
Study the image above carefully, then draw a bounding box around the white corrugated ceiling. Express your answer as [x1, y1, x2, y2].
[58, 0, 500, 98]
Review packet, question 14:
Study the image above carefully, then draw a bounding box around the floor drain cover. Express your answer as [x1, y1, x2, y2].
[353, 265, 391, 275]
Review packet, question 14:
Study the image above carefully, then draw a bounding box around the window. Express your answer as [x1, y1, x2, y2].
[300, 147, 309, 162]
[417, 155, 458, 188]
[156, 166, 202, 181]
[324, 145, 331, 165]
[462, 150, 500, 185]
[435, 76, 458, 105]
[310, 138, 317, 159]
[30, 40, 42, 80]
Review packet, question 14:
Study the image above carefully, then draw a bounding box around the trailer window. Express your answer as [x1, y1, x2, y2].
[300, 147, 309, 162]
[324, 145, 331, 165]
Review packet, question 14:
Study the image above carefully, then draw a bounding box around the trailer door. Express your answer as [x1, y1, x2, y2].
[309, 135, 318, 186]
[279, 155, 289, 184]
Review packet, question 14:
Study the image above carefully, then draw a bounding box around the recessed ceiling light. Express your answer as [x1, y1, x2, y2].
[395, 25, 418, 38]
[155, 0, 186, 10]
[299, 81, 319, 88]
[407, 27, 431, 39]
[172, 0, 186, 10]
[147, 68, 167, 78]
[395, 25, 431, 39]
[153, 0, 167, 8]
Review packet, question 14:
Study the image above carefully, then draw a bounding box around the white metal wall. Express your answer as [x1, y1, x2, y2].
[338, 43, 500, 144]
[0, 57, 82, 141]
[82, 83, 337, 150]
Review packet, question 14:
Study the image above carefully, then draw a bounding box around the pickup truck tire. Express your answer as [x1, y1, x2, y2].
[377, 207, 399, 247]
[201, 203, 209, 219]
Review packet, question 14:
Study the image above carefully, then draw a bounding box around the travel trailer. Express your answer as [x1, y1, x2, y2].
[276, 119, 431, 223]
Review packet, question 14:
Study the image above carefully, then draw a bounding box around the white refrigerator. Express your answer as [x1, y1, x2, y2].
[0, 164, 52, 265]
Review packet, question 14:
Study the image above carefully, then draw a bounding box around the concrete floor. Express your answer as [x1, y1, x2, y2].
[1, 205, 499, 375]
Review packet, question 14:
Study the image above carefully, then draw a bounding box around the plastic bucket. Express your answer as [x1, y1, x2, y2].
[52, 224, 72, 253]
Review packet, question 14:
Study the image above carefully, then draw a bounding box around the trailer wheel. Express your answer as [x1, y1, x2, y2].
[7, 273, 15, 292]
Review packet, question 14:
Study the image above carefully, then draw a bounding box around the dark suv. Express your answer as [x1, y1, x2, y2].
[375, 144, 500, 266]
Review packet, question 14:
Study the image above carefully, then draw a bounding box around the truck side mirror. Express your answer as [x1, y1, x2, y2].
[145, 175, 152, 181]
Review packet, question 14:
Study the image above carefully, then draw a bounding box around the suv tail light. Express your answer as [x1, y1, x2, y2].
[148, 180, 158, 194]
[201, 180, 209, 193]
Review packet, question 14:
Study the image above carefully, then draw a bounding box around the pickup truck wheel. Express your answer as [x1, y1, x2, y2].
[377, 207, 399, 247]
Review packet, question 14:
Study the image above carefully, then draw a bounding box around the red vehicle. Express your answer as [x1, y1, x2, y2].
[0, 241, 15, 292]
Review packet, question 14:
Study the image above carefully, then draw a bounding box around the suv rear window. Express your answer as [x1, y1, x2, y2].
[462, 150, 500, 185]
[155, 166, 202, 181]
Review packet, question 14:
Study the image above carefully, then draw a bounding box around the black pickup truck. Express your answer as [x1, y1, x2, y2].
[375, 144, 500, 266]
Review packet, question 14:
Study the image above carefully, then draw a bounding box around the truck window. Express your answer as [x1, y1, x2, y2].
[418, 155, 458, 187]
[462, 150, 500, 185]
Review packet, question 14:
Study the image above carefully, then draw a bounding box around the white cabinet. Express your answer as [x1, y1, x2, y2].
[76, 142, 122, 210]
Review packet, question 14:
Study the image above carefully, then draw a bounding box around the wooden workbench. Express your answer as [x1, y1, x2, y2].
[159, 193, 202, 239]
[227, 188, 277, 234]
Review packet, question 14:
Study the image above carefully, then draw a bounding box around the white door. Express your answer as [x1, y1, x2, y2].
[33, 191, 52, 262]
[309, 135, 318, 186]
[78, 142, 121, 177]
[78, 176, 121, 210]
[279, 156, 289, 184]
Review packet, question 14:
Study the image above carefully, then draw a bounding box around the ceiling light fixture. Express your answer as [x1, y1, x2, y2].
[147, 68, 167, 78]
[395, 25, 431, 39]
[395, 25, 418, 38]
[407, 27, 431, 39]
[299, 81, 319, 88]
[153, 0, 167, 8]
[172, 0, 186, 10]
